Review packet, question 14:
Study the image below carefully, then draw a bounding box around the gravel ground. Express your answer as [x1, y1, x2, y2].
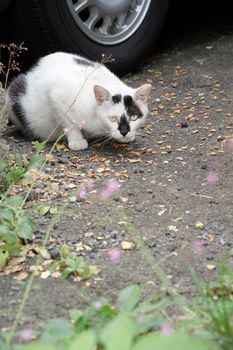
[1, 2, 233, 331]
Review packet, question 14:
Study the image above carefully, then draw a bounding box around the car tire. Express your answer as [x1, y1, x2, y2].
[5, 0, 169, 75]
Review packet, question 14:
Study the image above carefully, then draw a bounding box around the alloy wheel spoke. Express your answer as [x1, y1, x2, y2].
[115, 12, 127, 29]
[99, 15, 114, 35]
[84, 7, 100, 30]
[74, 0, 89, 13]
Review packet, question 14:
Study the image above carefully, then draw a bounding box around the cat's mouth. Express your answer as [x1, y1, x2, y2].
[113, 134, 135, 144]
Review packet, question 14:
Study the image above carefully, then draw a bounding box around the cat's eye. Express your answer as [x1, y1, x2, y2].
[130, 115, 138, 121]
[109, 116, 117, 122]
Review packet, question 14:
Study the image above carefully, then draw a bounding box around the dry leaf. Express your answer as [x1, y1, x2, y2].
[127, 158, 142, 163]
[41, 270, 51, 279]
[195, 221, 204, 229]
[129, 151, 141, 157]
[8, 256, 26, 266]
[66, 171, 76, 178]
[0, 264, 24, 276]
[158, 208, 167, 216]
[121, 241, 134, 250]
[34, 247, 50, 259]
[51, 271, 61, 278]
[168, 225, 178, 232]
[56, 143, 66, 150]
[89, 265, 101, 275]
[14, 272, 29, 281]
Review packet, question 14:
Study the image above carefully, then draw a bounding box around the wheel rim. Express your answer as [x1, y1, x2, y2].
[66, 0, 152, 45]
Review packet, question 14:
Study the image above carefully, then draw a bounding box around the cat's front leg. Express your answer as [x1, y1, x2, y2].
[66, 129, 88, 151]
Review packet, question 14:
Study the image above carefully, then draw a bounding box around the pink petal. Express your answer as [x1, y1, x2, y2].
[107, 247, 122, 263]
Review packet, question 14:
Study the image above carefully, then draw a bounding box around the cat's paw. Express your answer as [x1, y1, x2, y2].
[68, 139, 88, 151]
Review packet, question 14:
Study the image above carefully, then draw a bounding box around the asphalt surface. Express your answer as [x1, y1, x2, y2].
[1, 1, 233, 331]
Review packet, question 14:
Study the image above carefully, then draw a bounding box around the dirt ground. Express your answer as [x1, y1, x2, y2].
[1, 3, 233, 331]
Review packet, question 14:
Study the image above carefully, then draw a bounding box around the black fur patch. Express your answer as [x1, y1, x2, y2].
[8, 74, 27, 98]
[74, 56, 95, 67]
[118, 115, 130, 137]
[112, 94, 122, 104]
[8, 74, 28, 128]
[123, 95, 143, 118]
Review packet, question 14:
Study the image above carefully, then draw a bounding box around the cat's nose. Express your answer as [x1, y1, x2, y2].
[120, 128, 129, 137]
[118, 114, 130, 136]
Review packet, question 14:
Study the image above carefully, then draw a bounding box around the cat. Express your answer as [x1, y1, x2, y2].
[6, 52, 152, 151]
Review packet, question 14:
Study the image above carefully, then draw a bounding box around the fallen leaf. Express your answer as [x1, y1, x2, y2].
[158, 208, 167, 216]
[34, 247, 50, 259]
[89, 265, 101, 275]
[129, 151, 141, 157]
[14, 272, 28, 281]
[8, 256, 26, 266]
[121, 241, 134, 250]
[41, 270, 51, 279]
[127, 158, 142, 163]
[0, 264, 24, 276]
[66, 171, 76, 178]
[119, 196, 128, 203]
[75, 242, 85, 251]
[172, 217, 183, 223]
[51, 271, 61, 278]
[56, 143, 66, 151]
[168, 225, 178, 232]
[195, 221, 204, 229]
[49, 207, 58, 215]
[37, 205, 50, 216]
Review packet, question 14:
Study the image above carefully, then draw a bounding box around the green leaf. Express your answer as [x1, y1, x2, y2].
[101, 315, 137, 350]
[59, 245, 70, 259]
[36, 205, 51, 216]
[133, 332, 213, 350]
[70, 309, 84, 323]
[49, 207, 58, 215]
[16, 216, 36, 240]
[14, 343, 57, 350]
[0, 246, 9, 266]
[66, 256, 78, 269]
[118, 285, 141, 313]
[15, 154, 24, 167]
[34, 141, 46, 153]
[0, 207, 14, 223]
[0, 231, 21, 256]
[41, 319, 74, 344]
[0, 230, 19, 243]
[0, 160, 8, 172]
[69, 330, 96, 350]
[27, 154, 44, 170]
[61, 268, 73, 279]
[2, 195, 23, 208]
[50, 261, 60, 273]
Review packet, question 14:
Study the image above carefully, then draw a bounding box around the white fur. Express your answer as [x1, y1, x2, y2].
[7, 52, 151, 150]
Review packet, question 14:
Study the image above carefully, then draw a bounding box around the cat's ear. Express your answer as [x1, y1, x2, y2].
[135, 84, 152, 104]
[93, 85, 110, 105]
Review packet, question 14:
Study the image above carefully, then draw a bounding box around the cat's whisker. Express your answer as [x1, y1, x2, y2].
[99, 135, 114, 149]
[99, 137, 111, 149]
[93, 135, 110, 146]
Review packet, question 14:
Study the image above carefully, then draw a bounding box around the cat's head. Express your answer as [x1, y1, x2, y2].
[93, 84, 151, 143]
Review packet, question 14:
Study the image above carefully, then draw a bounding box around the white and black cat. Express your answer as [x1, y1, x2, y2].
[6, 52, 151, 150]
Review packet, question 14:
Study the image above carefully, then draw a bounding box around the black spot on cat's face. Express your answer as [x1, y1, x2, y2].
[73, 56, 95, 67]
[118, 114, 130, 137]
[123, 95, 143, 118]
[112, 94, 122, 104]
